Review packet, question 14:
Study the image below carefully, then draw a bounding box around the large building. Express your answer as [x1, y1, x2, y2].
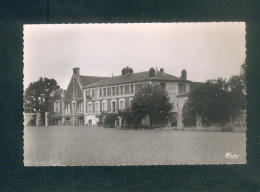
[49, 68, 108, 126]
[50, 67, 199, 127]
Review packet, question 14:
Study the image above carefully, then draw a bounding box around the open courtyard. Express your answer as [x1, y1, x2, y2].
[24, 126, 246, 166]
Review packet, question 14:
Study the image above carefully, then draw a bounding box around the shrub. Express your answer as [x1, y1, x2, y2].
[220, 124, 234, 132]
[103, 113, 118, 128]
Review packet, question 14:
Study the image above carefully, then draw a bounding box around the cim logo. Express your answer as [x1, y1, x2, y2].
[225, 152, 240, 159]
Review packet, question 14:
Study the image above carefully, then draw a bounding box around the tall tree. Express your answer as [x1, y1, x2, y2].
[228, 75, 246, 114]
[24, 78, 60, 122]
[187, 78, 230, 125]
[183, 62, 246, 127]
[131, 83, 173, 127]
[240, 62, 246, 91]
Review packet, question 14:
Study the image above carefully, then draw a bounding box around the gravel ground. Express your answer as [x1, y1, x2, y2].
[24, 126, 246, 166]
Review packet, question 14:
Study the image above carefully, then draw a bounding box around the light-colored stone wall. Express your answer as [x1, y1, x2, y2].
[85, 114, 98, 126]
[24, 113, 35, 126]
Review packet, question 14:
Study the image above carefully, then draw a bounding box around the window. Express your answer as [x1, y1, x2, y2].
[160, 83, 166, 89]
[102, 101, 108, 112]
[111, 100, 116, 112]
[79, 118, 83, 125]
[125, 85, 129, 94]
[129, 98, 133, 107]
[86, 90, 92, 99]
[66, 117, 70, 125]
[120, 85, 124, 95]
[103, 88, 107, 97]
[72, 101, 76, 113]
[87, 102, 93, 113]
[54, 102, 60, 112]
[65, 103, 70, 114]
[94, 89, 98, 98]
[130, 84, 134, 94]
[99, 88, 102, 97]
[178, 84, 186, 94]
[95, 102, 100, 113]
[119, 99, 125, 111]
[78, 102, 83, 113]
[112, 87, 116, 96]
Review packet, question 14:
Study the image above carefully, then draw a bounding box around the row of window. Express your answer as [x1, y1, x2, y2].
[159, 83, 187, 94]
[61, 98, 133, 114]
[160, 83, 186, 94]
[64, 101, 83, 114]
[58, 83, 186, 114]
[85, 84, 135, 99]
[65, 117, 84, 125]
[86, 98, 133, 113]
[85, 83, 186, 99]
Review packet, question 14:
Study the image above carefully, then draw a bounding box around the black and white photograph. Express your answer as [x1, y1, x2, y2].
[23, 22, 246, 166]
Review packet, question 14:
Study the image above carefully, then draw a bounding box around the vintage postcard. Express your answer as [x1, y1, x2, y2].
[23, 23, 246, 166]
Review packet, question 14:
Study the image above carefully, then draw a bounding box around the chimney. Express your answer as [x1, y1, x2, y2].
[73, 67, 80, 77]
[121, 66, 134, 76]
[181, 69, 187, 80]
[160, 68, 164, 72]
[149, 67, 155, 78]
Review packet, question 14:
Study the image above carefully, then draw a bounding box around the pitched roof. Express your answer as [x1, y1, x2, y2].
[51, 89, 63, 100]
[78, 75, 109, 87]
[84, 71, 189, 88]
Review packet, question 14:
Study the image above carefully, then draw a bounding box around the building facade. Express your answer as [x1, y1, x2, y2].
[50, 67, 197, 127]
[82, 67, 192, 127]
[49, 68, 108, 126]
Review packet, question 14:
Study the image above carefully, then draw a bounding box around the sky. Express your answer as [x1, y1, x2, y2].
[24, 22, 246, 90]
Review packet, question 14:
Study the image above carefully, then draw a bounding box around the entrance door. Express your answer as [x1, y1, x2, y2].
[88, 119, 92, 126]
[115, 118, 119, 127]
[171, 116, 177, 127]
[79, 118, 83, 125]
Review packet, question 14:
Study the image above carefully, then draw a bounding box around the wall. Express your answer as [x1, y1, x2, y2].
[24, 113, 35, 126]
